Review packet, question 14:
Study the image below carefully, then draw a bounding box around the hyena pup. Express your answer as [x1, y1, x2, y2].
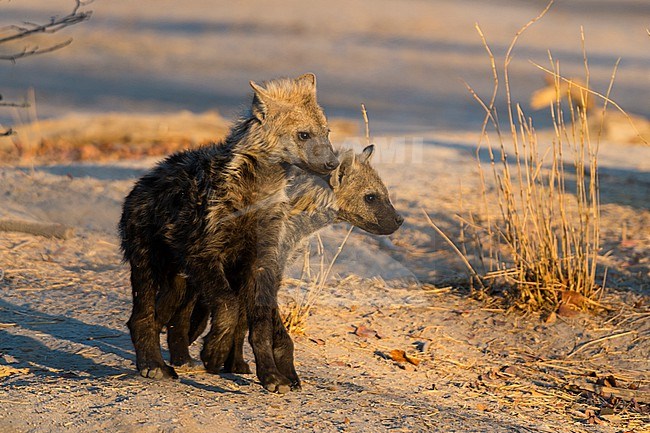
[119, 73, 338, 393]
[165, 144, 403, 378]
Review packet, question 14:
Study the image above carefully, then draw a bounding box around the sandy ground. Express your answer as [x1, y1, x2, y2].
[1, 1, 649, 432]
[0, 137, 648, 432]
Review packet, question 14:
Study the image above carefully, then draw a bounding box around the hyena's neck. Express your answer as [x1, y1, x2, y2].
[278, 208, 338, 271]
[222, 116, 290, 206]
[286, 167, 337, 215]
[277, 168, 339, 270]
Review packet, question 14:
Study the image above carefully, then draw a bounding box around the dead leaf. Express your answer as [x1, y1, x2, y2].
[389, 349, 408, 363]
[405, 353, 421, 366]
[476, 403, 488, 411]
[596, 375, 617, 388]
[561, 290, 587, 308]
[353, 325, 378, 339]
[0, 365, 29, 378]
[599, 407, 615, 416]
[557, 303, 580, 317]
[543, 311, 557, 324]
[309, 338, 325, 346]
[389, 349, 421, 366]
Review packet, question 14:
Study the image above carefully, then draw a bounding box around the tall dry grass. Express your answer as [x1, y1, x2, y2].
[282, 231, 353, 334]
[434, 2, 626, 312]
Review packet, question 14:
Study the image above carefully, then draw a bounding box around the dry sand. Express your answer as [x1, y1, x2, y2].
[0, 1, 649, 432]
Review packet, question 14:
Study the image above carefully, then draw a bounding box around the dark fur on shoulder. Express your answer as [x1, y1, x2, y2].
[119, 74, 337, 393]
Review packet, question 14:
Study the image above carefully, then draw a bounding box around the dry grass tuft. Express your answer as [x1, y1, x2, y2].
[282, 230, 352, 334]
[429, 2, 634, 313]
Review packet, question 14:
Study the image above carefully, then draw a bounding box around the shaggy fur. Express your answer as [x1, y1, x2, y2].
[119, 74, 338, 393]
[164, 145, 403, 376]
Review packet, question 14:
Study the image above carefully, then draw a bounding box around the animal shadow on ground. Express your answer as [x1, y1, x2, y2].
[0, 298, 247, 393]
[0, 298, 130, 378]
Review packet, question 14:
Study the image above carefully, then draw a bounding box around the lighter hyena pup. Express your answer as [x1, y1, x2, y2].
[119, 74, 338, 393]
[164, 144, 403, 375]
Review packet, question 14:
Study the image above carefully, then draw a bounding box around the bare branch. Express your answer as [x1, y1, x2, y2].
[0, 0, 92, 62]
[0, 39, 74, 63]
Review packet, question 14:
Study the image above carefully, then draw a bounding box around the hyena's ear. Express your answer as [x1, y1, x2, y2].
[296, 73, 317, 98]
[250, 80, 272, 121]
[296, 73, 316, 88]
[329, 149, 355, 189]
[358, 144, 375, 164]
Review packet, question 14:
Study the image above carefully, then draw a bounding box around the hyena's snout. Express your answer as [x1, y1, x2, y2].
[306, 140, 339, 174]
[376, 204, 403, 235]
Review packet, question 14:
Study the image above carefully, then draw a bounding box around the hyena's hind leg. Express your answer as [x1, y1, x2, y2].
[223, 306, 252, 374]
[127, 267, 178, 380]
[166, 276, 199, 367]
[188, 295, 209, 345]
[192, 264, 240, 374]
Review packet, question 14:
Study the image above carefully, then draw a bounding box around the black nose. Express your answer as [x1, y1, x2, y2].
[395, 214, 404, 226]
[324, 159, 339, 171]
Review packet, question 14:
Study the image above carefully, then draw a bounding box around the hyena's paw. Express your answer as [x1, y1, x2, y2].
[138, 361, 178, 380]
[259, 371, 292, 394]
[289, 378, 302, 391]
[275, 357, 301, 390]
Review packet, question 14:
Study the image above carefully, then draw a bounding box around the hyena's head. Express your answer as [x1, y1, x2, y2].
[249, 73, 339, 175]
[330, 145, 403, 235]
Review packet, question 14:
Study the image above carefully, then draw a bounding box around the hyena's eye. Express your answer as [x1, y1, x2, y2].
[364, 194, 377, 204]
[297, 131, 311, 141]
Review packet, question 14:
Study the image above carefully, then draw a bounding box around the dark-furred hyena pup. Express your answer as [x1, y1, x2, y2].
[165, 144, 403, 376]
[119, 74, 338, 393]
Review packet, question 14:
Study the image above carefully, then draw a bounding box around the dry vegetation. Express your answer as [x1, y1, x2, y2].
[427, 5, 636, 316]
[0, 112, 357, 162]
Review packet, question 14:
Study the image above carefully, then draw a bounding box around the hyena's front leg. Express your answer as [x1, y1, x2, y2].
[271, 309, 300, 390]
[246, 263, 293, 393]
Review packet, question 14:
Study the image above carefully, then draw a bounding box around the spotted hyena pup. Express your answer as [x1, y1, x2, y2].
[119, 74, 338, 393]
[164, 144, 403, 376]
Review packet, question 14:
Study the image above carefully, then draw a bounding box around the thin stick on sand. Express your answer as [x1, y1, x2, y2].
[0, 218, 74, 239]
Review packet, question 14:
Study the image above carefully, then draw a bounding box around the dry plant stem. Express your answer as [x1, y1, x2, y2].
[0, 0, 92, 62]
[566, 330, 636, 359]
[421, 209, 484, 290]
[361, 103, 371, 146]
[530, 62, 647, 145]
[568, 379, 650, 404]
[317, 227, 354, 292]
